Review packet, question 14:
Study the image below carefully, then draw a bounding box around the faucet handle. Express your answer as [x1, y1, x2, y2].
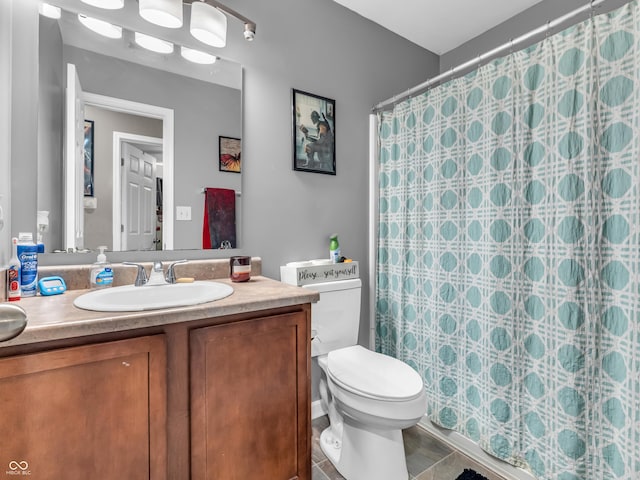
[166, 260, 188, 284]
[123, 262, 148, 286]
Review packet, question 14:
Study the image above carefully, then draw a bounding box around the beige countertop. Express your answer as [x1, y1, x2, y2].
[1, 276, 318, 348]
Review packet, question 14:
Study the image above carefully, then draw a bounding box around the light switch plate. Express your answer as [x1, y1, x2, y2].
[176, 206, 191, 221]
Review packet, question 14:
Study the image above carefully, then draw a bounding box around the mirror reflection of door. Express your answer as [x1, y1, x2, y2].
[64, 63, 85, 251]
[81, 100, 167, 252]
[121, 143, 157, 251]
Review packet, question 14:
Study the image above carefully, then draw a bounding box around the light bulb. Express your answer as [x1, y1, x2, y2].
[190, 1, 227, 48]
[135, 32, 174, 54]
[180, 46, 217, 64]
[78, 14, 122, 39]
[139, 0, 183, 28]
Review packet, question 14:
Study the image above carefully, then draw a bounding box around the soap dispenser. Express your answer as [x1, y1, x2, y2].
[89, 246, 113, 289]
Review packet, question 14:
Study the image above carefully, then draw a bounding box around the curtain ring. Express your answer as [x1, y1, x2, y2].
[545, 20, 551, 38]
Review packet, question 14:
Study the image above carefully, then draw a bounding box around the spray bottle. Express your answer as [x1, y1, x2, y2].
[7, 237, 21, 301]
[329, 234, 340, 264]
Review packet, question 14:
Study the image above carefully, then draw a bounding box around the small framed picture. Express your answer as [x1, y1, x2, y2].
[83, 119, 94, 196]
[292, 89, 335, 175]
[219, 136, 241, 173]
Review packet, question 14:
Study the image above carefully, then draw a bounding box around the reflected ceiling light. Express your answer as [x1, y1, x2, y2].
[139, 0, 183, 29]
[78, 14, 122, 39]
[80, 0, 124, 9]
[180, 46, 217, 64]
[134, 32, 175, 54]
[190, 1, 227, 48]
[39, 3, 62, 19]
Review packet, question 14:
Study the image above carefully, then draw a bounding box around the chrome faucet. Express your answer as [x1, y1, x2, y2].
[123, 262, 148, 286]
[123, 260, 188, 286]
[146, 261, 166, 285]
[166, 260, 188, 284]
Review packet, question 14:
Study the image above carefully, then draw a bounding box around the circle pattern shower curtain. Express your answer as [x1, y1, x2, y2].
[376, 2, 640, 479]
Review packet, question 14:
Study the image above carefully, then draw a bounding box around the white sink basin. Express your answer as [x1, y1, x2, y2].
[73, 281, 234, 312]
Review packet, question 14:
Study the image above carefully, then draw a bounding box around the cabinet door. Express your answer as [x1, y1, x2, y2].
[0, 335, 166, 479]
[191, 311, 310, 480]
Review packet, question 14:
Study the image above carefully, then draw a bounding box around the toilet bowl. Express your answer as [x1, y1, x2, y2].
[318, 346, 427, 480]
[277, 271, 427, 480]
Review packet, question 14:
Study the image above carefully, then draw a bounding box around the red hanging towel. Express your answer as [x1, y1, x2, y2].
[202, 188, 236, 249]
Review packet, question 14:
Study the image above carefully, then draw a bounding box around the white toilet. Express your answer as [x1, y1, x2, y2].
[303, 278, 427, 480]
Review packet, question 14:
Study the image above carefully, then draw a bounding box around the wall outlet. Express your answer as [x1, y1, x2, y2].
[176, 206, 191, 221]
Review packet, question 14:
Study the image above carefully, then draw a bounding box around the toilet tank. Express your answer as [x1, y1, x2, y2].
[302, 279, 362, 357]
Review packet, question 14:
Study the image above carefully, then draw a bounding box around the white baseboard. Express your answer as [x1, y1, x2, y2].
[311, 399, 327, 419]
[418, 417, 536, 480]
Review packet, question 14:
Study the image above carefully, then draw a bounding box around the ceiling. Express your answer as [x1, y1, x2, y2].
[333, 0, 546, 55]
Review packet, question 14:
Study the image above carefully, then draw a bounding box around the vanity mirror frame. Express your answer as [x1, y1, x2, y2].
[19, 0, 245, 264]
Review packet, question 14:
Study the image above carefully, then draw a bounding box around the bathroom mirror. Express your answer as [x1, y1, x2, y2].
[36, 0, 242, 254]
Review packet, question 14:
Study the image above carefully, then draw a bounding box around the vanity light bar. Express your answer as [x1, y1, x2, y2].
[78, 14, 122, 39]
[134, 32, 175, 54]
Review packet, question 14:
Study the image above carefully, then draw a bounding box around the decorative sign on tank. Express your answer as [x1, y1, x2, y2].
[280, 261, 359, 286]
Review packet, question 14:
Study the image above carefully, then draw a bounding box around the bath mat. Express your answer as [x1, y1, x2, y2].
[455, 469, 490, 480]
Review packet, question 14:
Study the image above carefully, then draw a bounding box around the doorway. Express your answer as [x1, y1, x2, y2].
[83, 92, 174, 250]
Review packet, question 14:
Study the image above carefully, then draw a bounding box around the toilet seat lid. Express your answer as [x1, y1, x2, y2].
[327, 346, 424, 401]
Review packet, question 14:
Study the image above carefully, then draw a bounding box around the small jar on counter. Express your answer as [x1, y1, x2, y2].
[230, 256, 251, 282]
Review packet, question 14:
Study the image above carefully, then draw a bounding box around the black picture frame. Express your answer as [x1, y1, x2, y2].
[219, 136, 241, 173]
[292, 89, 335, 175]
[83, 119, 94, 196]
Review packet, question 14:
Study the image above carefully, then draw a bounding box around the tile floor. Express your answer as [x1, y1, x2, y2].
[311, 415, 506, 480]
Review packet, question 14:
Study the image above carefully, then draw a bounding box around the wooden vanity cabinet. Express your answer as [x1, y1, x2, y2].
[190, 310, 311, 480]
[0, 304, 311, 480]
[0, 335, 167, 480]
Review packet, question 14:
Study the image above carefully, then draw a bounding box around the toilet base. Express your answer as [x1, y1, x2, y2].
[320, 421, 409, 480]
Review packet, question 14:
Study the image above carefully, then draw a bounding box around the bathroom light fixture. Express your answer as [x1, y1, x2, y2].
[80, 0, 124, 9]
[134, 32, 174, 54]
[243, 23, 255, 41]
[39, 3, 61, 19]
[180, 46, 217, 64]
[190, 1, 227, 47]
[78, 14, 122, 39]
[139, 0, 183, 28]
[142, 0, 256, 47]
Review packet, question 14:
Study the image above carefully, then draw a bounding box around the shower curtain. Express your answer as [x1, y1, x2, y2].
[376, 2, 639, 479]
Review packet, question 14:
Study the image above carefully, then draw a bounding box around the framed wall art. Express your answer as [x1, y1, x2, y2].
[292, 89, 335, 175]
[83, 119, 94, 196]
[219, 136, 241, 173]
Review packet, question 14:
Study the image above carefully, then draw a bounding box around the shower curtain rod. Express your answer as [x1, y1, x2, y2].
[373, 0, 608, 111]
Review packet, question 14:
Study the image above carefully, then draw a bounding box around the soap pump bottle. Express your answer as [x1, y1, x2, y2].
[89, 246, 113, 289]
[329, 234, 340, 263]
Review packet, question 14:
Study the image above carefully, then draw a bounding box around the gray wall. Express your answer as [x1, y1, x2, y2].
[10, 0, 39, 247]
[0, 0, 12, 266]
[441, 0, 631, 72]
[38, 16, 64, 254]
[227, 0, 439, 351]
